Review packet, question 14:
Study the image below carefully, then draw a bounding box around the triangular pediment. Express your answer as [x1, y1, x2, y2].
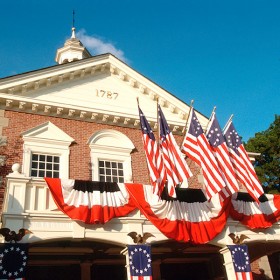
[0, 54, 208, 132]
[22, 121, 74, 145]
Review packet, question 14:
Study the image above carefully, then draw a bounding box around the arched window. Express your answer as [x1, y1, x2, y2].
[88, 129, 135, 183]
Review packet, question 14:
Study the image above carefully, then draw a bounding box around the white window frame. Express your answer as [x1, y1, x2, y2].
[22, 122, 74, 179]
[88, 129, 135, 182]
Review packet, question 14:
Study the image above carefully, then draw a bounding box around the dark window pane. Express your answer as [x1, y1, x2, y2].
[46, 171, 52, 177]
[118, 170, 124, 176]
[112, 162, 117, 168]
[100, 176, 105, 182]
[31, 170, 37, 177]
[119, 177, 124, 183]
[39, 155, 46, 161]
[105, 162, 111, 168]
[53, 172, 59, 178]
[112, 177, 118, 182]
[118, 163, 123, 169]
[53, 164, 59, 171]
[39, 170, 45, 177]
[32, 154, 38, 161]
[112, 169, 117, 175]
[106, 176, 111, 181]
[106, 169, 111, 175]
[32, 162, 38, 168]
[99, 168, 104, 175]
[39, 162, 45, 169]
[47, 156, 52, 162]
[99, 161, 104, 167]
[46, 163, 52, 170]
[54, 157, 59, 163]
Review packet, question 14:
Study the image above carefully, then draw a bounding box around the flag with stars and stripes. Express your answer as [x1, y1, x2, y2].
[206, 113, 239, 199]
[128, 244, 152, 280]
[158, 105, 193, 198]
[227, 244, 253, 280]
[138, 106, 166, 195]
[181, 107, 226, 199]
[0, 243, 29, 280]
[223, 121, 264, 202]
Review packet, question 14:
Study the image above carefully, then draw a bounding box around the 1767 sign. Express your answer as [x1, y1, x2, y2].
[96, 89, 118, 100]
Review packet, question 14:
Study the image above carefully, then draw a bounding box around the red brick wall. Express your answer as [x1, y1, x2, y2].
[0, 110, 203, 208]
[0, 110, 149, 182]
[1, 110, 203, 182]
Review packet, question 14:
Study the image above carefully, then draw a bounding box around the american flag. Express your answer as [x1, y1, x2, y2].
[138, 106, 166, 194]
[158, 105, 192, 198]
[227, 245, 253, 280]
[181, 107, 226, 199]
[223, 121, 264, 202]
[206, 113, 239, 199]
[128, 244, 153, 280]
[0, 243, 29, 280]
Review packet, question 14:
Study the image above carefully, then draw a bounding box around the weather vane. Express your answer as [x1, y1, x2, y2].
[72, 10, 75, 28]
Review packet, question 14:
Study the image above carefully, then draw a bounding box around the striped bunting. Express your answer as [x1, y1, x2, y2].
[44, 178, 136, 224]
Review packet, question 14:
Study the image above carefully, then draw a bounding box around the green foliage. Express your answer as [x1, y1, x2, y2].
[245, 115, 280, 193]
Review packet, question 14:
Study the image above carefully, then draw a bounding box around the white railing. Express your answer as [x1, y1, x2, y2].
[3, 164, 61, 215]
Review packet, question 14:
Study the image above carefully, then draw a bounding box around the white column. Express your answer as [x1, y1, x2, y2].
[220, 246, 236, 280]
[121, 247, 131, 280]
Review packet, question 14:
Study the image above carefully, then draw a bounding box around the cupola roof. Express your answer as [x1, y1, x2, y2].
[55, 26, 91, 64]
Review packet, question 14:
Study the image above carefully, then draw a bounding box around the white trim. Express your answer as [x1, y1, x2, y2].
[22, 122, 74, 178]
[88, 129, 135, 182]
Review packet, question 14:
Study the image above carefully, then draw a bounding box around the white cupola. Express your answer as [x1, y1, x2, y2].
[55, 27, 91, 64]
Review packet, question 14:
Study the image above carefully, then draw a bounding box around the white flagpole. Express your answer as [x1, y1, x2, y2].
[180, 100, 194, 149]
[204, 106, 216, 133]
[223, 114, 234, 132]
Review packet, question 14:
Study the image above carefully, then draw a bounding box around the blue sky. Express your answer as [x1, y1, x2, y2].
[1, 0, 279, 142]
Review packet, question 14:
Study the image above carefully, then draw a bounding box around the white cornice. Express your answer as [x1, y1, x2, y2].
[0, 94, 187, 134]
[0, 54, 209, 132]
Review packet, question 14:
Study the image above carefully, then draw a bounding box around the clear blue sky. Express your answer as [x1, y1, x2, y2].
[1, 0, 279, 142]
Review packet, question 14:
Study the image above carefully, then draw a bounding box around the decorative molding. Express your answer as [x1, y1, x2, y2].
[44, 106, 51, 113]
[113, 117, 120, 123]
[19, 101, 26, 109]
[68, 109, 75, 117]
[0, 97, 186, 134]
[6, 100, 13, 107]
[0, 54, 199, 128]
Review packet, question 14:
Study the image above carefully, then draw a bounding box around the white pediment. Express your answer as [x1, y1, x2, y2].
[22, 121, 74, 145]
[0, 54, 208, 131]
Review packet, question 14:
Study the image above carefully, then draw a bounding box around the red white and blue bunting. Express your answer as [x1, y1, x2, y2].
[45, 178, 136, 224]
[230, 192, 280, 229]
[45, 178, 280, 244]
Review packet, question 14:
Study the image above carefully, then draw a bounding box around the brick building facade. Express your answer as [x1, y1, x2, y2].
[0, 28, 279, 280]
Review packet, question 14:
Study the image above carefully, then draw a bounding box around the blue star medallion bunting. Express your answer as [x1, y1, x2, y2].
[128, 244, 152, 279]
[0, 243, 29, 280]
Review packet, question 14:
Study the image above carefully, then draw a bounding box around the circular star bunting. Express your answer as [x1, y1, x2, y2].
[0, 245, 28, 278]
[129, 247, 152, 276]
